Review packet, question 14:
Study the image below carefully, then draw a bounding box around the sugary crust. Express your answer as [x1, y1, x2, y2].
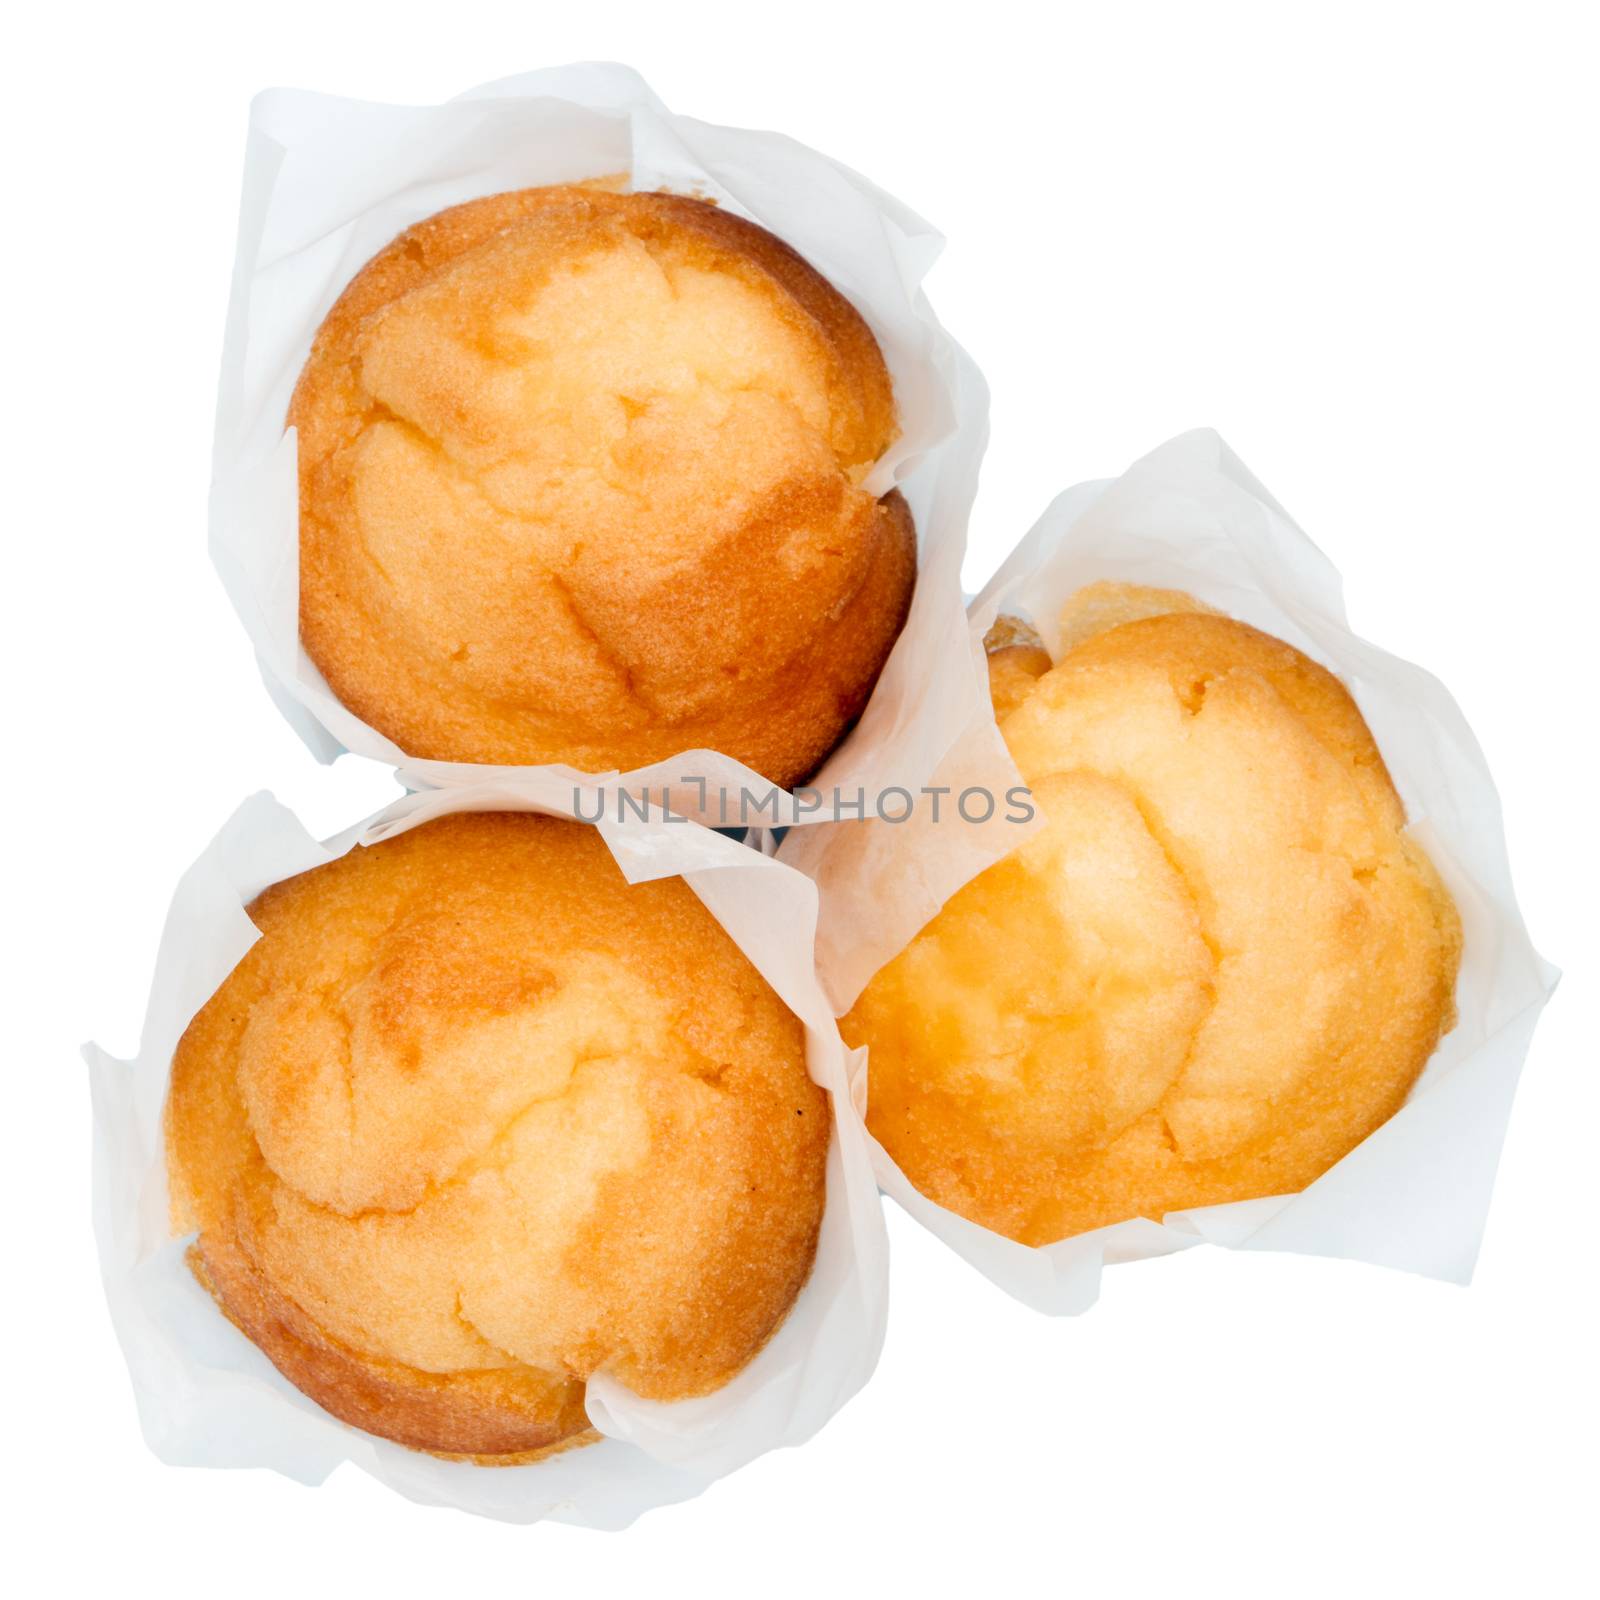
[1052, 601, 1406, 828]
[846, 591, 1461, 1244]
[167, 813, 829, 1458]
[289, 186, 912, 782]
[189, 1236, 595, 1462]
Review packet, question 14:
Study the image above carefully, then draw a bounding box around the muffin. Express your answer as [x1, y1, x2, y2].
[166, 813, 829, 1461]
[289, 185, 914, 782]
[842, 584, 1461, 1245]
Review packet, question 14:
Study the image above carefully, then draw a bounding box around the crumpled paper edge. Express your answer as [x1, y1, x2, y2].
[209, 61, 989, 820]
[800, 427, 1559, 1313]
[86, 784, 889, 1525]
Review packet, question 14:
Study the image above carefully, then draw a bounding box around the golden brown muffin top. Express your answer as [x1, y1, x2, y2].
[290, 185, 913, 781]
[844, 586, 1460, 1244]
[167, 813, 829, 1459]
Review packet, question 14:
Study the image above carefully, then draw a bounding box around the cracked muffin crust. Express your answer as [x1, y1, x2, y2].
[165, 813, 829, 1461]
[289, 185, 914, 781]
[842, 585, 1461, 1245]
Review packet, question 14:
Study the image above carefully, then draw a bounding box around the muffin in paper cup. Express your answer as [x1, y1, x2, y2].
[85, 783, 888, 1525]
[211, 62, 987, 819]
[783, 428, 1556, 1314]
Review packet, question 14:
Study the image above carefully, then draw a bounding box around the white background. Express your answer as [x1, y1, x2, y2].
[9, 2, 1595, 1594]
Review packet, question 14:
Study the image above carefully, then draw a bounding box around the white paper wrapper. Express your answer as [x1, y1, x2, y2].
[787, 428, 1557, 1314]
[85, 785, 889, 1526]
[210, 62, 988, 819]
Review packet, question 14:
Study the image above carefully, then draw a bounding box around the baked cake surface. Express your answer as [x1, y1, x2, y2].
[167, 813, 829, 1459]
[290, 186, 914, 781]
[844, 588, 1460, 1244]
